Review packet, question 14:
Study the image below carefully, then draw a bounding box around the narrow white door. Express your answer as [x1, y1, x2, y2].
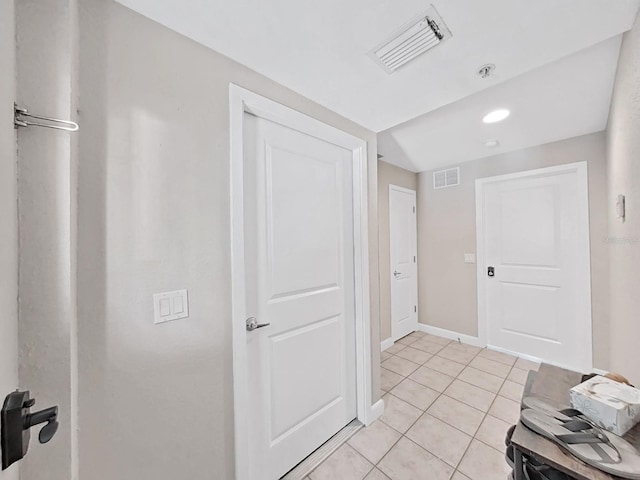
[479, 164, 592, 371]
[389, 185, 418, 341]
[243, 113, 357, 479]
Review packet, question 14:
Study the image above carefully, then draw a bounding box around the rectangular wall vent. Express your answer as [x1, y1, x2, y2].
[370, 5, 452, 74]
[433, 167, 460, 189]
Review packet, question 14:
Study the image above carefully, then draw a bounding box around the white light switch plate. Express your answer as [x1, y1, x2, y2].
[464, 253, 476, 264]
[154, 289, 189, 324]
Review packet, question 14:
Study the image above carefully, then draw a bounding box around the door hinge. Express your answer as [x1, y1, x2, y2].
[414, 305, 417, 313]
[413, 206, 415, 213]
[414, 256, 416, 263]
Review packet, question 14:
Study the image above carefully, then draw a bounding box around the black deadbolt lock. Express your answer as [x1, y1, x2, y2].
[1, 391, 58, 470]
[488, 266, 495, 277]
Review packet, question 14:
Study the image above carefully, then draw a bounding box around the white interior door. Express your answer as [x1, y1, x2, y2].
[478, 164, 592, 371]
[243, 113, 357, 479]
[389, 185, 418, 341]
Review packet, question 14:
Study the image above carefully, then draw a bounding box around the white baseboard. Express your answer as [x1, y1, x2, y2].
[367, 398, 384, 425]
[417, 324, 484, 348]
[487, 344, 541, 364]
[380, 338, 394, 352]
[488, 344, 600, 373]
[416, 324, 602, 374]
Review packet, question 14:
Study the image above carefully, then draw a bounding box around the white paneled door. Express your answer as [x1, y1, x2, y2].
[478, 163, 592, 371]
[243, 113, 357, 479]
[389, 185, 418, 341]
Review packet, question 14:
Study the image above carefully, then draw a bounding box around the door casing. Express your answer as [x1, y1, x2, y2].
[229, 84, 375, 480]
[475, 161, 593, 371]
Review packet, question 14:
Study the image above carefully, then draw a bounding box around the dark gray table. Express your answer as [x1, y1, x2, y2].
[511, 363, 640, 480]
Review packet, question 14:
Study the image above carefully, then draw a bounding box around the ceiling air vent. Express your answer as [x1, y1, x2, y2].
[433, 167, 460, 189]
[370, 6, 452, 74]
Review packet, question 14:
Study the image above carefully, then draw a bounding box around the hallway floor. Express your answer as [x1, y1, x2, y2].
[307, 331, 540, 480]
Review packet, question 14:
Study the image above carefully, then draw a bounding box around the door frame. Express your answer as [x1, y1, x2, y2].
[388, 184, 418, 341]
[475, 161, 593, 371]
[229, 84, 374, 480]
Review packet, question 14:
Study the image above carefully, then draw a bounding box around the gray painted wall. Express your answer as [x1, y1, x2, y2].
[417, 132, 610, 370]
[77, 1, 379, 479]
[16, 1, 79, 479]
[607, 16, 640, 385]
[378, 160, 418, 342]
[0, 1, 18, 479]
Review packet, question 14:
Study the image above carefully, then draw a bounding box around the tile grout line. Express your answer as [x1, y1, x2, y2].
[379, 342, 469, 477]
[375, 337, 458, 477]
[381, 342, 482, 476]
[449, 352, 520, 478]
[378, 336, 526, 480]
[336, 333, 529, 480]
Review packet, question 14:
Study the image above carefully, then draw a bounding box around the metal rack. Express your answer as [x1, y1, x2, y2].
[13, 103, 79, 132]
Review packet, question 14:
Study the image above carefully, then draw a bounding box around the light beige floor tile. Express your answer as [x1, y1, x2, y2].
[385, 343, 407, 355]
[390, 379, 440, 411]
[458, 366, 505, 393]
[381, 351, 392, 362]
[475, 414, 511, 451]
[380, 394, 422, 434]
[507, 367, 530, 385]
[407, 331, 426, 339]
[395, 346, 432, 365]
[348, 420, 402, 464]
[397, 335, 419, 346]
[469, 356, 512, 378]
[446, 342, 483, 355]
[437, 344, 477, 365]
[444, 379, 496, 412]
[422, 334, 451, 346]
[427, 395, 485, 435]
[488, 396, 521, 424]
[451, 472, 472, 480]
[515, 357, 540, 371]
[364, 468, 390, 480]
[310, 443, 373, 480]
[381, 368, 404, 392]
[406, 413, 472, 467]
[408, 366, 454, 393]
[381, 356, 421, 377]
[425, 355, 466, 377]
[457, 439, 511, 480]
[410, 339, 445, 355]
[499, 380, 525, 402]
[477, 349, 517, 366]
[378, 437, 454, 480]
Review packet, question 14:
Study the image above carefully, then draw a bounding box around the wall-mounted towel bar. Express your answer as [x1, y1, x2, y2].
[14, 103, 79, 132]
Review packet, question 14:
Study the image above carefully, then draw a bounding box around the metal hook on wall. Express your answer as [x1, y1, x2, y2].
[14, 103, 79, 132]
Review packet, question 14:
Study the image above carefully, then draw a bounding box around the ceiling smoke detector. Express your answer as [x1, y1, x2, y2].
[477, 64, 496, 78]
[370, 5, 452, 74]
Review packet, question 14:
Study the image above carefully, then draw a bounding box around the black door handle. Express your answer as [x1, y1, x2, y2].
[1, 391, 59, 470]
[488, 266, 495, 277]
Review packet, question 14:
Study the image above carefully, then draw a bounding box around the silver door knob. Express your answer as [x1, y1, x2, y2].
[246, 317, 270, 331]
[393, 270, 401, 278]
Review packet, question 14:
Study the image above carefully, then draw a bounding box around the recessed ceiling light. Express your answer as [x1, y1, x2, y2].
[483, 109, 510, 123]
[484, 139, 499, 148]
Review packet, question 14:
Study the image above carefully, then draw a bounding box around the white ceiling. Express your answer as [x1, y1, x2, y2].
[114, 0, 639, 133]
[378, 36, 623, 172]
